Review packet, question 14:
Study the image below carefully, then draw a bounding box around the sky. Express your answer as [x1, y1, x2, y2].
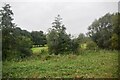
[0, 0, 119, 36]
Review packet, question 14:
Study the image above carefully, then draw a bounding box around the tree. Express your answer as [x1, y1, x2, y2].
[31, 31, 46, 46]
[87, 13, 113, 49]
[13, 27, 33, 58]
[70, 38, 79, 53]
[110, 33, 118, 49]
[111, 13, 120, 50]
[0, 4, 32, 60]
[77, 33, 85, 43]
[87, 13, 120, 50]
[0, 4, 16, 60]
[16, 36, 32, 59]
[47, 15, 71, 54]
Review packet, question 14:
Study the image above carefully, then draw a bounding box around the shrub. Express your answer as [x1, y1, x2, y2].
[16, 36, 32, 59]
[86, 40, 98, 50]
[69, 39, 79, 54]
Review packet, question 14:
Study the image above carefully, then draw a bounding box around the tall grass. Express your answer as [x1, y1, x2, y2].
[3, 47, 118, 78]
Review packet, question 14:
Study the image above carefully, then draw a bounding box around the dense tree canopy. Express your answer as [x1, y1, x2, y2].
[31, 31, 46, 46]
[0, 4, 32, 60]
[87, 13, 120, 50]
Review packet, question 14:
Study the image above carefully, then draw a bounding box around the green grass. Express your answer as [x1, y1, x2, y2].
[31, 46, 48, 55]
[3, 48, 118, 78]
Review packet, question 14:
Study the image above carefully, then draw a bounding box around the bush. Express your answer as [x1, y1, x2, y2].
[86, 40, 98, 50]
[69, 39, 79, 54]
[16, 36, 32, 59]
[19, 48, 32, 58]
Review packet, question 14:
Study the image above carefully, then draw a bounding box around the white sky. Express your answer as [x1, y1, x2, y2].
[0, 0, 119, 36]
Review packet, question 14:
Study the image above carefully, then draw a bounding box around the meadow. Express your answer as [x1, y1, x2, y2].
[2, 47, 118, 78]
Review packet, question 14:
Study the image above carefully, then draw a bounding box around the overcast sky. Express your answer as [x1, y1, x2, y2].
[0, 1, 118, 36]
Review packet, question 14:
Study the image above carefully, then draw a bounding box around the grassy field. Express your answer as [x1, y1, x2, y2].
[3, 47, 118, 78]
[31, 46, 48, 55]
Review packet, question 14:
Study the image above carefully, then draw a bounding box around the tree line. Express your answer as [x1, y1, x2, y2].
[0, 4, 120, 60]
[0, 4, 46, 60]
[87, 13, 120, 50]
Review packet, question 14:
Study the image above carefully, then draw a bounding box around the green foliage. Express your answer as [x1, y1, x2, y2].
[31, 31, 46, 46]
[0, 4, 33, 60]
[3, 50, 118, 78]
[77, 33, 98, 51]
[111, 13, 120, 50]
[87, 13, 120, 50]
[16, 36, 32, 58]
[69, 38, 79, 53]
[13, 27, 33, 59]
[1, 4, 119, 78]
[0, 4, 16, 60]
[40, 49, 48, 55]
[110, 33, 118, 49]
[47, 15, 71, 54]
[77, 33, 85, 43]
[86, 40, 98, 50]
[32, 46, 48, 54]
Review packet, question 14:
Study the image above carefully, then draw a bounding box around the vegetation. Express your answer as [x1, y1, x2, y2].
[3, 47, 118, 78]
[87, 13, 120, 50]
[31, 46, 48, 55]
[47, 15, 71, 54]
[1, 4, 17, 60]
[0, 4, 47, 60]
[1, 3, 119, 78]
[31, 31, 46, 46]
